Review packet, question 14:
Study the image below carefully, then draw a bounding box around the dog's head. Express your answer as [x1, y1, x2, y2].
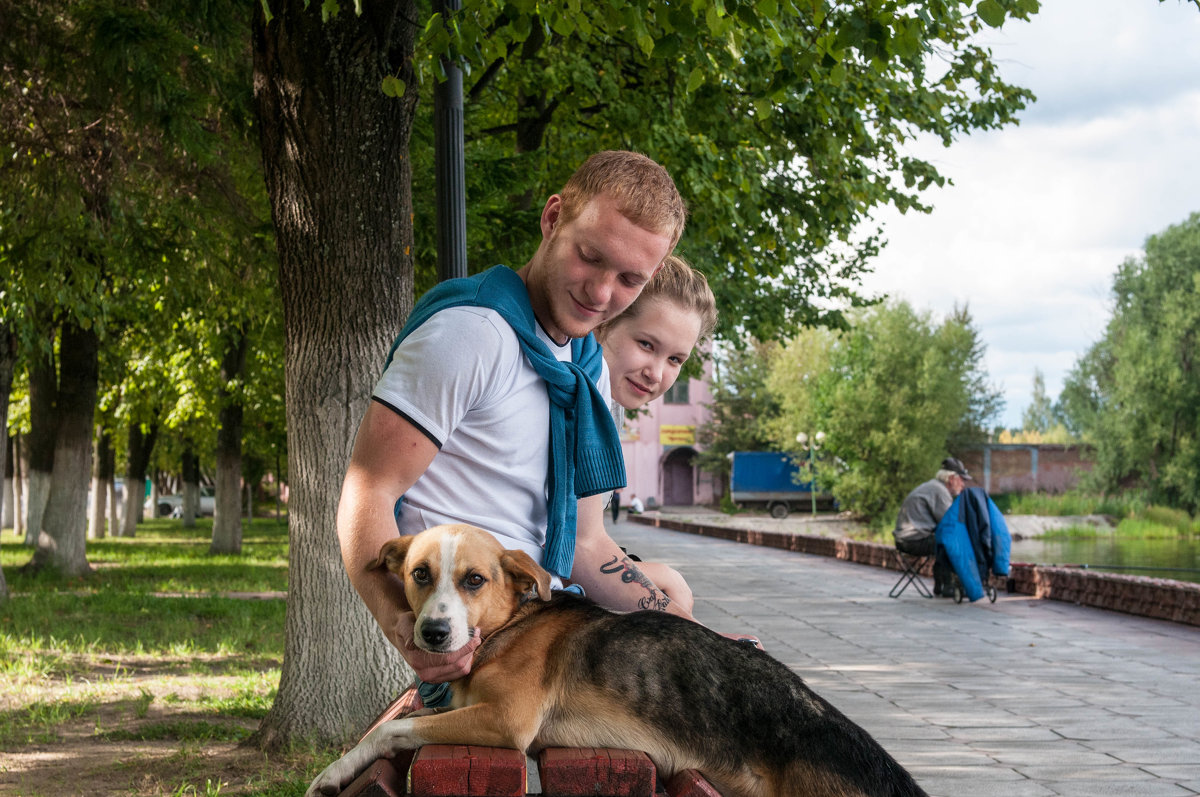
[370, 524, 553, 654]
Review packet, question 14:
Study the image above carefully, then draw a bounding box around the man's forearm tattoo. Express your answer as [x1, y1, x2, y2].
[599, 555, 672, 611]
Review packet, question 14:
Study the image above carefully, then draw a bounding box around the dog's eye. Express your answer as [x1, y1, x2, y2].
[464, 573, 486, 590]
[411, 566, 431, 584]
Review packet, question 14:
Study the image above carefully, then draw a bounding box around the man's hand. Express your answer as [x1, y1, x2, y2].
[394, 612, 481, 683]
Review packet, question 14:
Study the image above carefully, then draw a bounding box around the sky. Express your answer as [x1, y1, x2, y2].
[859, 0, 1200, 429]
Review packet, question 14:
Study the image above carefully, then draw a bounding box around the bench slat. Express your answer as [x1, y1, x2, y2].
[538, 747, 656, 797]
[411, 744, 527, 796]
[337, 754, 411, 797]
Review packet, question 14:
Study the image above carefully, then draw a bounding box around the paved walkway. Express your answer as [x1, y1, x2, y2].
[606, 516, 1200, 797]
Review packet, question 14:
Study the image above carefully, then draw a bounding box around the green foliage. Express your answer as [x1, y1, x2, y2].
[767, 301, 1002, 522]
[400, 0, 1040, 343]
[1058, 213, 1200, 512]
[1, 0, 281, 487]
[1000, 489, 1147, 518]
[693, 340, 782, 484]
[1021, 368, 1059, 433]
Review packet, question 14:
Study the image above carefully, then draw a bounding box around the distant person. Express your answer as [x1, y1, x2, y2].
[630, 494, 645, 514]
[893, 457, 970, 596]
[610, 489, 622, 523]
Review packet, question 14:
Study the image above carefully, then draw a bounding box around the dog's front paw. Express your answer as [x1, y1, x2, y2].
[305, 757, 357, 797]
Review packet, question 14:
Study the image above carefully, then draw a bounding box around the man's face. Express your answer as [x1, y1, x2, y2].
[948, 475, 965, 496]
[527, 193, 673, 343]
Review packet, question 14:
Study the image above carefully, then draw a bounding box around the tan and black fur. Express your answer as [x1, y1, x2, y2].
[307, 524, 927, 797]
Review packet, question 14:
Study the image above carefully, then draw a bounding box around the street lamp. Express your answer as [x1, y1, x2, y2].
[795, 431, 825, 517]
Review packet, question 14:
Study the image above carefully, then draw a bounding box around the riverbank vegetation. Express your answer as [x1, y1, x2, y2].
[998, 491, 1199, 540]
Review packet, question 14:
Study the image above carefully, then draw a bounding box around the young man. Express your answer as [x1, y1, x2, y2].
[336, 151, 689, 684]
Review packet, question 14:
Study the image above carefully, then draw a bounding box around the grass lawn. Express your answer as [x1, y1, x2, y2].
[1, 516, 322, 796]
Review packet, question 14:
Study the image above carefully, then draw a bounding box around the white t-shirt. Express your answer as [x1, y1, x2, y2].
[373, 306, 612, 570]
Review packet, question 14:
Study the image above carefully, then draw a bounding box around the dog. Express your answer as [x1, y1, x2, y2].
[307, 524, 927, 797]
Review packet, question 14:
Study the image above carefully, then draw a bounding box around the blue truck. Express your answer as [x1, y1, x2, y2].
[729, 451, 827, 518]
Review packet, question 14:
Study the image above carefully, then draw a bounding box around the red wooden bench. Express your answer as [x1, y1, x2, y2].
[334, 689, 726, 797]
[338, 744, 720, 796]
[338, 634, 762, 795]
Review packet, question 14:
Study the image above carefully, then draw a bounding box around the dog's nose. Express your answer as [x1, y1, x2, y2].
[420, 619, 451, 647]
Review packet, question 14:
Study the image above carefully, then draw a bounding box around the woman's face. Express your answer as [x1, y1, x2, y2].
[602, 297, 702, 410]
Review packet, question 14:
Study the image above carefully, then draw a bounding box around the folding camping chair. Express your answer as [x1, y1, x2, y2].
[888, 547, 933, 599]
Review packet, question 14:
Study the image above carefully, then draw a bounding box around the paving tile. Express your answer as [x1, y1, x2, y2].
[1038, 781, 1194, 796]
[608, 520, 1200, 797]
[1014, 764, 1152, 780]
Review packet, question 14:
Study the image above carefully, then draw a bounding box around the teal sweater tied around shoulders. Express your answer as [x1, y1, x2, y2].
[385, 265, 626, 580]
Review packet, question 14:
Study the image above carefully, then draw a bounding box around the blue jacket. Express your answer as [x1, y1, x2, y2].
[935, 486, 1011, 601]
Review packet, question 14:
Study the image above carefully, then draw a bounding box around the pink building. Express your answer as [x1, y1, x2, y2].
[616, 361, 717, 510]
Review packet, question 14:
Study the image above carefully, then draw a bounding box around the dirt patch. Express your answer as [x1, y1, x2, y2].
[0, 657, 314, 797]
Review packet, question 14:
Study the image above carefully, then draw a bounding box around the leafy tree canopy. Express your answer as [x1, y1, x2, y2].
[1059, 212, 1200, 512]
[762, 300, 1002, 522]
[399, 0, 1040, 342]
[693, 339, 782, 483]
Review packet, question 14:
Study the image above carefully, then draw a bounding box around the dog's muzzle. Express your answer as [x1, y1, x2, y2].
[420, 618, 452, 649]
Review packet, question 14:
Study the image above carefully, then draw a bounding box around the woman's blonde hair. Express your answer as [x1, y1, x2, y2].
[597, 255, 718, 344]
[558, 151, 688, 251]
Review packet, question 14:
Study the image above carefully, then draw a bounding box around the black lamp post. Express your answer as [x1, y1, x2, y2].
[433, 0, 467, 282]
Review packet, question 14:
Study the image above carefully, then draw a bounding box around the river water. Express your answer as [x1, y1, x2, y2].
[1008, 535, 1200, 585]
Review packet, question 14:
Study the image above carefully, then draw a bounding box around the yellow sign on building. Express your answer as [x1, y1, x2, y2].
[659, 425, 695, 446]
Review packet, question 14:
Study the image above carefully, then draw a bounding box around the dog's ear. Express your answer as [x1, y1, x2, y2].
[369, 536, 415, 575]
[500, 549, 553, 602]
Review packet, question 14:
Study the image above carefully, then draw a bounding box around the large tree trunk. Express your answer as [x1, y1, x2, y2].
[3, 436, 13, 531]
[251, 0, 417, 748]
[24, 338, 58, 547]
[88, 428, 114, 540]
[0, 325, 13, 600]
[0, 326, 13, 526]
[121, 422, 158, 537]
[11, 434, 25, 539]
[32, 321, 99, 577]
[212, 328, 247, 555]
[107, 473, 120, 540]
[148, 471, 160, 517]
[181, 445, 200, 528]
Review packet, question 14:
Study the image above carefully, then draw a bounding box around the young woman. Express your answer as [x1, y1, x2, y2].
[594, 255, 717, 612]
[596, 255, 718, 412]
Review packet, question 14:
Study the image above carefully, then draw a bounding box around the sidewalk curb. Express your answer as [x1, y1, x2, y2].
[632, 514, 1200, 628]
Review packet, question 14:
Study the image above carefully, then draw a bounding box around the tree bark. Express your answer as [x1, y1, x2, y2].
[251, 0, 417, 748]
[0, 325, 13, 600]
[11, 434, 25, 539]
[3, 436, 13, 531]
[212, 328, 247, 555]
[121, 422, 158, 537]
[32, 321, 99, 577]
[24, 337, 58, 546]
[182, 445, 200, 528]
[88, 427, 114, 540]
[107, 473, 120, 540]
[0, 326, 13, 528]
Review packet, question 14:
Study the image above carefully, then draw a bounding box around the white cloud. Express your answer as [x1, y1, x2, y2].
[862, 0, 1200, 428]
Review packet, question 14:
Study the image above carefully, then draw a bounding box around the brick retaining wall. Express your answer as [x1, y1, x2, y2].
[632, 515, 1200, 628]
